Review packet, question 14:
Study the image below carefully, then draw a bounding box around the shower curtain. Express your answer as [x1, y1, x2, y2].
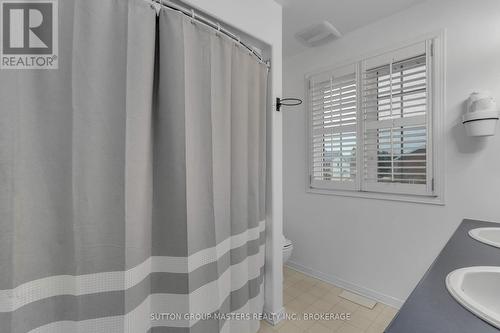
[0, 0, 268, 332]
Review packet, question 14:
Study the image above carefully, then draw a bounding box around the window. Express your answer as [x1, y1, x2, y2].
[310, 64, 357, 191]
[307, 38, 443, 201]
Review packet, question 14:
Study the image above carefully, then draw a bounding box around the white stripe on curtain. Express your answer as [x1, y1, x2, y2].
[0, 221, 264, 312]
[26, 267, 265, 333]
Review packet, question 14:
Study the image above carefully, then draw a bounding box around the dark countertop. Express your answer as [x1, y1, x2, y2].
[386, 219, 500, 333]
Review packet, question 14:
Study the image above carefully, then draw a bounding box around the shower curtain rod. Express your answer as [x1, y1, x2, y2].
[151, 0, 271, 68]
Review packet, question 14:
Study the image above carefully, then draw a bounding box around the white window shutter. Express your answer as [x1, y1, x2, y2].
[306, 38, 440, 199]
[308, 65, 358, 190]
[361, 43, 432, 195]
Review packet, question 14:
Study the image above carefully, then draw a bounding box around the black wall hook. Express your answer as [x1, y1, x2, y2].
[276, 97, 303, 112]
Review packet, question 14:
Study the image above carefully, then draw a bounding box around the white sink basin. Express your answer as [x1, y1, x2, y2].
[446, 267, 500, 329]
[469, 228, 500, 249]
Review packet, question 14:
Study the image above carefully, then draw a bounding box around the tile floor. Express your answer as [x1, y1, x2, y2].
[259, 267, 398, 333]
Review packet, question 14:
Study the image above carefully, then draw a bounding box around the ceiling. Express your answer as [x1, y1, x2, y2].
[277, 0, 425, 57]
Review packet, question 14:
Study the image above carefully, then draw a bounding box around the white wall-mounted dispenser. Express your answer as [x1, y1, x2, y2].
[462, 92, 499, 137]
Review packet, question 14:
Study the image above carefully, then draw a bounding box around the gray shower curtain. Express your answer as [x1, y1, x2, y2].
[0, 0, 268, 332]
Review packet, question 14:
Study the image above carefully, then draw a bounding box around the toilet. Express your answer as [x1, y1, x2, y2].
[282, 235, 293, 263]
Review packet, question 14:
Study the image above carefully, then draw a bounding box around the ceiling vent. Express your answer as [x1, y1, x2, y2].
[295, 21, 342, 47]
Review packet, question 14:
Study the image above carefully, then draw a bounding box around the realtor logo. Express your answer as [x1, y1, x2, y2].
[1, 0, 58, 69]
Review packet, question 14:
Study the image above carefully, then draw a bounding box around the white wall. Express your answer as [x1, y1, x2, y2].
[185, 0, 284, 317]
[283, 0, 500, 307]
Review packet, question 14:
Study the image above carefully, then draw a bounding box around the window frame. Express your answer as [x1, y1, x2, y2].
[305, 32, 445, 205]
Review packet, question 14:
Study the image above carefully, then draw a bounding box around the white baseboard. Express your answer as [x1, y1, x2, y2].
[286, 260, 404, 309]
[262, 306, 286, 326]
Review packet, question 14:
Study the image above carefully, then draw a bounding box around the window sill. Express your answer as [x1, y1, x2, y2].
[306, 187, 445, 205]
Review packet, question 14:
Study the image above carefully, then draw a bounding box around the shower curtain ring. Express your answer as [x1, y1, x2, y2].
[190, 9, 196, 23]
[153, 0, 161, 15]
